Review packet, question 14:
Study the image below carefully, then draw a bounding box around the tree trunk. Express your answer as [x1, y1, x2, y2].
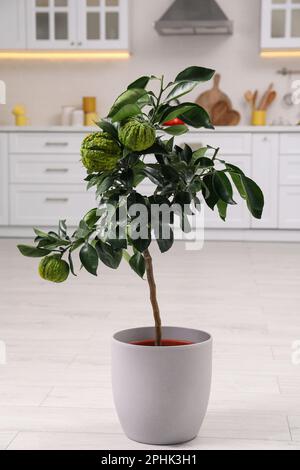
[143, 248, 162, 346]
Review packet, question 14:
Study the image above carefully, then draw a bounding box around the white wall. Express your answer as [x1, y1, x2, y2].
[0, 0, 299, 126]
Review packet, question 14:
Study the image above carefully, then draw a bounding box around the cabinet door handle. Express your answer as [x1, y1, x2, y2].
[45, 142, 69, 147]
[45, 198, 69, 203]
[45, 168, 69, 173]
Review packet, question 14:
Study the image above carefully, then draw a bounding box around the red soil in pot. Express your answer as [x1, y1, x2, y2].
[130, 339, 194, 347]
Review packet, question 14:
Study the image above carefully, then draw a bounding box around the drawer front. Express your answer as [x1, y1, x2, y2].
[280, 134, 300, 155]
[10, 185, 96, 226]
[176, 133, 252, 155]
[10, 154, 85, 184]
[280, 155, 300, 185]
[279, 187, 300, 229]
[9, 133, 87, 154]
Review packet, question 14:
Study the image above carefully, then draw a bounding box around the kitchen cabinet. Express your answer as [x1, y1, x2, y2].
[0, 127, 300, 240]
[261, 0, 300, 50]
[0, 135, 9, 225]
[251, 134, 279, 229]
[26, 0, 128, 50]
[0, 0, 26, 49]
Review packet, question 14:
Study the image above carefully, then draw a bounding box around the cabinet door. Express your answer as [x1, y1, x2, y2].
[0, 0, 26, 49]
[279, 187, 300, 229]
[0, 135, 9, 226]
[261, 0, 300, 49]
[77, 0, 128, 50]
[252, 134, 279, 229]
[26, 0, 77, 49]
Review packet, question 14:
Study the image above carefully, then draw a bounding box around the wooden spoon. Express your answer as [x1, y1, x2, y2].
[262, 91, 277, 110]
[258, 83, 274, 110]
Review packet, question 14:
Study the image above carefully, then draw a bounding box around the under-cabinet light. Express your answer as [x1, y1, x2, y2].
[261, 50, 300, 58]
[0, 51, 130, 60]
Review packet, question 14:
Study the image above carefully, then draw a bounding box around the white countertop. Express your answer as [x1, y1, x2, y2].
[0, 125, 299, 133]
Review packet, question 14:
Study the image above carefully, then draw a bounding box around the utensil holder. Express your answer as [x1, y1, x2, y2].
[251, 110, 267, 126]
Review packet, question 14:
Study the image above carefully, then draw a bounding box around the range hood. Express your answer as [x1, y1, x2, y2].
[155, 0, 233, 36]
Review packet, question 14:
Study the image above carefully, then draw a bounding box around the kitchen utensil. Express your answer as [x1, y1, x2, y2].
[71, 109, 84, 127]
[252, 90, 258, 110]
[258, 83, 274, 110]
[61, 106, 76, 126]
[244, 90, 253, 106]
[196, 74, 232, 114]
[262, 90, 277, 110]
[211, 100, 241, 126]
[83, 97, 97, 113]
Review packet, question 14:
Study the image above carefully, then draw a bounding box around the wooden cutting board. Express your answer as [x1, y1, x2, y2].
[196, 74, 232, 115]
[211, 100, 241, 126]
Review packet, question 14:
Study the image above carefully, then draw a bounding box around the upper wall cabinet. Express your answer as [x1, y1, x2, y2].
[0, 0, 26, 49]
[0, 0, 129, 51]
[261, 0, 300, 49]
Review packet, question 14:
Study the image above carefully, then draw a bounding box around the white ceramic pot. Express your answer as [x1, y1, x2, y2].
[111, 326, 212, 446]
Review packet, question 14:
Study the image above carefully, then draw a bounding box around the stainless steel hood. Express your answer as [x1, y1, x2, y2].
[155, 0, 233, 36]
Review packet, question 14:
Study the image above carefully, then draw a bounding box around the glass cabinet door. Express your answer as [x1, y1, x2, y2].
[262, 0, 300, 49]
[78, 0, 128, 49]
[27, 0, 77, 49]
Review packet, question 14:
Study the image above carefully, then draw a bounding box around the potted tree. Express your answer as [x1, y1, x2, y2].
[18, 66, 264, 446]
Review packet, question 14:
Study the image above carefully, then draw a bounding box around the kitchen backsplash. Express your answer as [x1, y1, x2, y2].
[0, 0, 299, 127]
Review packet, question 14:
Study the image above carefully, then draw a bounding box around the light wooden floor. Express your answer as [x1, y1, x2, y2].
[0, 239, 300, 451]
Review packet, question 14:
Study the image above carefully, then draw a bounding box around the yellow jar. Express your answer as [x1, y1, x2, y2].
[15, 115, 28, 126]
[251, 110, 267, 126]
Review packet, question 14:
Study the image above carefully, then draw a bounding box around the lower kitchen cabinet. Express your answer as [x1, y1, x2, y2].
[10, 184, 96, 226]
[0, 135, 8, 225]
[0, 128, 300, 240]
[279, 187, 300, 229]
[251, 134, 279, 229]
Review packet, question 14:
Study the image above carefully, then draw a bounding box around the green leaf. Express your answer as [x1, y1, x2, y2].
[156, 227, 174, 253]
[240, 175, 265, 219]
[17, 245, 51, 258]
[108, 88, 147, 118]
[229, 172, 247, 199]
[143, 167, 164, 186]
[111, 103, 142, 123]
[128, 76, 151, 90]
[97, 176, 113, 195]
[130, 233, 151, 253]
[195, 157, 214, 168]
[175, 66, 215, 83]
[83, 208, 100, 228]
[96, 240, 122, 269]
[202, 175, 219, 210]
[33, 228, 49, 239]
[180, 104, 214, 129]
[166, 81, 198, 102]
[163, 125, 188, 136]
[192, 147, 208, 159]
[217, 200, 228, 221]
[213, 171, 236, 205]
[160, 103, 196, 124]
[68, 251, 77, 276]
[58, 220, 67, 238]
[96, 119, 119, 140]
[129, 252, 146, 279]
[80, 244, 98, 276]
